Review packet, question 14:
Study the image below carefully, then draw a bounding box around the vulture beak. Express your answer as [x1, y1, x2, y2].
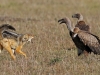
[72, 14, 76, 18]
[58, 19, 65, 24]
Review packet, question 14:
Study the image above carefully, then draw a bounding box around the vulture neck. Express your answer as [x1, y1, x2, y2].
[77, 15, 83, 22]
[65, 20, 73, 32]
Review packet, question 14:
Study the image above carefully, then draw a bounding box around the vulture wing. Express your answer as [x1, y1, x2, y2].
[78, 31, 100, 54]
[75, 21, 90, 31]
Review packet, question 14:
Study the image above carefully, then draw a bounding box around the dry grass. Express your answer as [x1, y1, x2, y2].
[0, 0, 100, 75]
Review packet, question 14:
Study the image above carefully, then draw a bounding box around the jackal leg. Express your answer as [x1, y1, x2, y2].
[83, 50, 89, 56]
[4, 45, 16, 60]
[1, 39, 16, 60]
[16, 45, 27, 58]
[0, 44, 3, 53]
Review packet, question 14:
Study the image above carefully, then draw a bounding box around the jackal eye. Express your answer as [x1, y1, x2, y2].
[23, 38, 28, 41]
[24, 38, 27, 39]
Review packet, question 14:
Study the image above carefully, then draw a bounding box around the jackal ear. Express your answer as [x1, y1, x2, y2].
[22, 34, 28, 41]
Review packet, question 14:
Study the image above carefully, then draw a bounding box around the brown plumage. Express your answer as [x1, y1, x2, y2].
[58, 17, 90, 56]
[58, 17, 100, 56]
[73, 27, 100, 54]
[72, 13, 90, 32]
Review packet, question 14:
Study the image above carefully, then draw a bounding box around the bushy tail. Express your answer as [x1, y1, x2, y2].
[2, 30, 19, 38]
[0, 24, 16, 31]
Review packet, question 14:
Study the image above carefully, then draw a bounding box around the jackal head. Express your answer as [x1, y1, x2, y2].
[22, 34, 34, 43]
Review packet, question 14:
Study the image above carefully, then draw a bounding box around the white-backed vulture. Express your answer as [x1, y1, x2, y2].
[58, 17, 92, 56]
[73, 27, 100, 54]
[72, 13, 90, 32]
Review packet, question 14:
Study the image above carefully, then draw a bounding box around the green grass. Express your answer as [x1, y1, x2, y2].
[0, 0, 100, 75]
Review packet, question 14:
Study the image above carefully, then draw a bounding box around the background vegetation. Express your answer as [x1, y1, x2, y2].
[0, 0, 100, 75]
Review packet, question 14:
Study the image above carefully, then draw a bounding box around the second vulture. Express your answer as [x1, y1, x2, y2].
[72, 13, 90, 32]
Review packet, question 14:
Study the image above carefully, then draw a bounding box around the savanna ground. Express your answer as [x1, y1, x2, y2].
[0, 0, 100, 75]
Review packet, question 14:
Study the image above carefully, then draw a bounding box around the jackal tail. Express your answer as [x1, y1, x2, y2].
[2, 30, 19, 38]
[0, 24, 16, 31]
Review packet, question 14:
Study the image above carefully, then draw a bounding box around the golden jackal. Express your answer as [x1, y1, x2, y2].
[0, 33, 34, 60]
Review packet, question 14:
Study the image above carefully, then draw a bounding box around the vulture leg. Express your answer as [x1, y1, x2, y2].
[83, 50, 89, 56]
[78, 48, 84, 56]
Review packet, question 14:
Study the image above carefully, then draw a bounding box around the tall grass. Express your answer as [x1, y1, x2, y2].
[0, 0, 100, 75]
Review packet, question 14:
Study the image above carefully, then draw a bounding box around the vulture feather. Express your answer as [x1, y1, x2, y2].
[73, 27, 100, 54]
[58, 17, 92, 56]
[72, 13, 90, 32]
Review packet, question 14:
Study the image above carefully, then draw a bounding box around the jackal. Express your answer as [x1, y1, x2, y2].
[0, 31, 34, 60]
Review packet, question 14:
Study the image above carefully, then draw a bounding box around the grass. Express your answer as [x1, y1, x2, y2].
[0, 0, 100, 75]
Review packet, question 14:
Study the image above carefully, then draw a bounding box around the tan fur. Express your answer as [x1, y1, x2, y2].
[0, 34, 34, 60]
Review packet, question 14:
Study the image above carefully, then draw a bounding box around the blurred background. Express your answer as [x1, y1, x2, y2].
[0, 0, 100, 75]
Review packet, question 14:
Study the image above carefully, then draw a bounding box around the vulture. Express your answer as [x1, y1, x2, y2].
[73, 27, 100, 54]
[58, 17, 100, 56]
[72, 13, 90, 32]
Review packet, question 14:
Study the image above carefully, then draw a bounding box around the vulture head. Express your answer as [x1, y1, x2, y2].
[58, 17, 73, 31]
[58, 17, 71, 26]
[72, 13, 83, 21]
[58, 17, 71, 24]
